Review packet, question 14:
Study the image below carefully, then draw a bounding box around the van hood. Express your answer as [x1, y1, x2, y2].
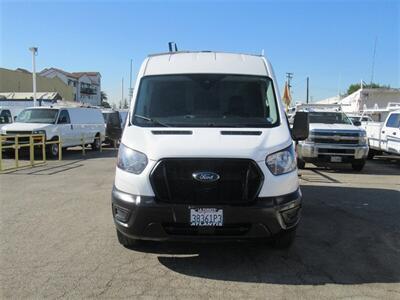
[121, 126, 291, 162]
[310, 123, 363, 132]
[2, 122, 51, 132]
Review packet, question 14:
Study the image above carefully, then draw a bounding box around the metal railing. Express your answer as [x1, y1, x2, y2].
[0, 133, 103, 172]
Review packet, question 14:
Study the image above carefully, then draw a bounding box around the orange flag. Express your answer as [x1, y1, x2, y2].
[282, 82, 292, 110]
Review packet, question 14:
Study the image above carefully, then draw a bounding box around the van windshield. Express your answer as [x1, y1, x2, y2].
[16, 109, 58, 124]
[308, 112, 352, 125]
[132, 74, 279, 128]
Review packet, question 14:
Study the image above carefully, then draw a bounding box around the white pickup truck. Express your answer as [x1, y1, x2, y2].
[295, 105, 369, 171]
[365, 110, 400, 158]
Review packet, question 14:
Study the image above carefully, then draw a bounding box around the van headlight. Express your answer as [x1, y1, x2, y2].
[117, 144, 148, 174]
[266, 145, 297, 175]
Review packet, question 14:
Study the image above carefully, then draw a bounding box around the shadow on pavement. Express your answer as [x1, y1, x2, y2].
[127, 185, 400, 285]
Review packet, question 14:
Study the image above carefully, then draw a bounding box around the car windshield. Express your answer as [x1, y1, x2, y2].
[308, 112, 352, 125]
[132, 74, 279, 128]
[16, 108, 58, 124]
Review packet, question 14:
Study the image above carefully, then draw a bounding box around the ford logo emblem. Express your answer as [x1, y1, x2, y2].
[192, 171, 220, 183]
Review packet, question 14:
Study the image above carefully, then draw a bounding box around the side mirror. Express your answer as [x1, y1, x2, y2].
[291, 111, 309, 141]
[353, 120, 361, 126]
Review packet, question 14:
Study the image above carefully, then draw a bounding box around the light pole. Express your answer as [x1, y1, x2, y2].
[29, 47, 38, 106]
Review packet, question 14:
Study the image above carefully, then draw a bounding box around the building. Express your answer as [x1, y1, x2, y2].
[0, 92, 62, 116]
[39, 68, 101, 106]
[339, 88, 400, 113]
[0, 67, 74, 101]
[315, 88, 400, 113]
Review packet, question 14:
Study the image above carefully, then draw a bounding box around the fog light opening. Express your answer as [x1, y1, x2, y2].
[114, 205, 130, 223]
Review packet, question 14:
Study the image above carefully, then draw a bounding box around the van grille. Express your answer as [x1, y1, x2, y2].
[150, 158, 264, 205]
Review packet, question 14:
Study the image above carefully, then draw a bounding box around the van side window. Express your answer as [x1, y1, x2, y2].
[58, 110, 71, 124]
[386, 113, 400, 128]
[0, 110, 12, 124]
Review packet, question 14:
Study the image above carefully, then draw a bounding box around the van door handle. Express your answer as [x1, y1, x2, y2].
[381, 130, 385, 134]
[71, 124, 73, 130]
[393, 132, 397, 135]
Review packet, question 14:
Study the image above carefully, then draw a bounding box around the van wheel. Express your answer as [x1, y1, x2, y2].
[92, 134, 101, 151]
[46, 138, 60, 158]
[116, 230, 138, 247]
[352, 159, 366, 171]
[297, 159, 306, 169]
[271, 227, 297, 249]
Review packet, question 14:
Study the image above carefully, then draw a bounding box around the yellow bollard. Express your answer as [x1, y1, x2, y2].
[15, 136, 19, 169]
[0, 136, 3, 171]
[29, 136, 34, 167]
[81, 134, 85, 156]
[42, 135, 46, 162]
[58, 138, 62, 161]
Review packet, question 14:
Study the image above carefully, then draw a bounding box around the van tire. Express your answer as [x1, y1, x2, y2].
[46, 137, 60, 158]
[116, 230, 138, 247]
[297, 159, 306, 169]
[272, 227, 297, 249]
[351, 159, 366, 171]
[92, 134, 101, 151]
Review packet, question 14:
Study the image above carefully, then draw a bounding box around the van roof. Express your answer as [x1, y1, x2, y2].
[144, 51, 270, 77]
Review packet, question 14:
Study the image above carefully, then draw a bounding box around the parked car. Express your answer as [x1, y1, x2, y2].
[0, 108, 13, 131]
[112, 51, 309, 249]
[366, 110, 400, 158]
[295, 105, 368, 171]
[102, 110, 123, 144]
[1, 106, 105, 157]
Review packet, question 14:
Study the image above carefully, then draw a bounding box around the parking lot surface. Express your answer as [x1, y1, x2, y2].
[1, 150, 399, 299]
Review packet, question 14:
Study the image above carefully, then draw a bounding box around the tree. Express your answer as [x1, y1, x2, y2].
[346, 82, 390, 95]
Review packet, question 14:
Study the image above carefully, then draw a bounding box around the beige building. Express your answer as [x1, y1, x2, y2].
[0, 68, 74, 101]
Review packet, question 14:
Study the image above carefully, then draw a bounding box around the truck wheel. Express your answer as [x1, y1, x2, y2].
[351, 159, 366, 171]
[272, 227, 297, 249]
[297, 159, 306, 169]
[116, 230, 138, 247]
[92, 134, 101, 151]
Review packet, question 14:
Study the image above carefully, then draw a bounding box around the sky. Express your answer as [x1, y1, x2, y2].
[1, 0, 399, 105]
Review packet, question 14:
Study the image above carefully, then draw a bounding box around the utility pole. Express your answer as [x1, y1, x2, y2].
[306, 77, 309, 104]
[370, 37, 377, 84]
[29, 47, 38, 107]
[129, 59, 133, 102]
[121, 78, 124, 109]
[285, 72, 293, 92]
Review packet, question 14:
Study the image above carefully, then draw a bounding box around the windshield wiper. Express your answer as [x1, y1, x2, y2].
[133, 114, 169, 127]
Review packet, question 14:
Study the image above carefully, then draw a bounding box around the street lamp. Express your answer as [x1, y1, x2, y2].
[29, 47, 38, 107]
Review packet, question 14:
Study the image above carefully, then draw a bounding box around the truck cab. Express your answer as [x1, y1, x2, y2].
[0, 108, 13, 131]
[295, 105, 368, 171]
[112, 51, 309, 248]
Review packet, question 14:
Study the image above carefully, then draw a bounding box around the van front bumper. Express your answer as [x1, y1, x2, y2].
[111, 186, 302, 241]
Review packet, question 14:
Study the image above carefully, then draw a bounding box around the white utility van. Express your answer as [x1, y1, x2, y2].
[1, 107, 105, 157]
[112, 51, 309, 248]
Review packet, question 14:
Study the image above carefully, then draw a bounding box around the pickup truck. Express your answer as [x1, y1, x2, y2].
[366, 110, 400, 158]
[295, 107, 369, 171]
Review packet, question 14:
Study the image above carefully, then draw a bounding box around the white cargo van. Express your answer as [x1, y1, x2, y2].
[112, 51, 309, 248]
[1, 107, 105, 157]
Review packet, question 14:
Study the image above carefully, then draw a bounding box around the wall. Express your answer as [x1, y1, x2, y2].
[0, 68, 74, 101]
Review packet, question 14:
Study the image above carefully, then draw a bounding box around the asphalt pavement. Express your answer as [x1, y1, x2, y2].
[1, 149, 399, 299]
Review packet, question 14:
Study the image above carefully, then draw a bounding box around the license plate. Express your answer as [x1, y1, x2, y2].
[190, 208, 223, 226]
[330, 156, 342, 162]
